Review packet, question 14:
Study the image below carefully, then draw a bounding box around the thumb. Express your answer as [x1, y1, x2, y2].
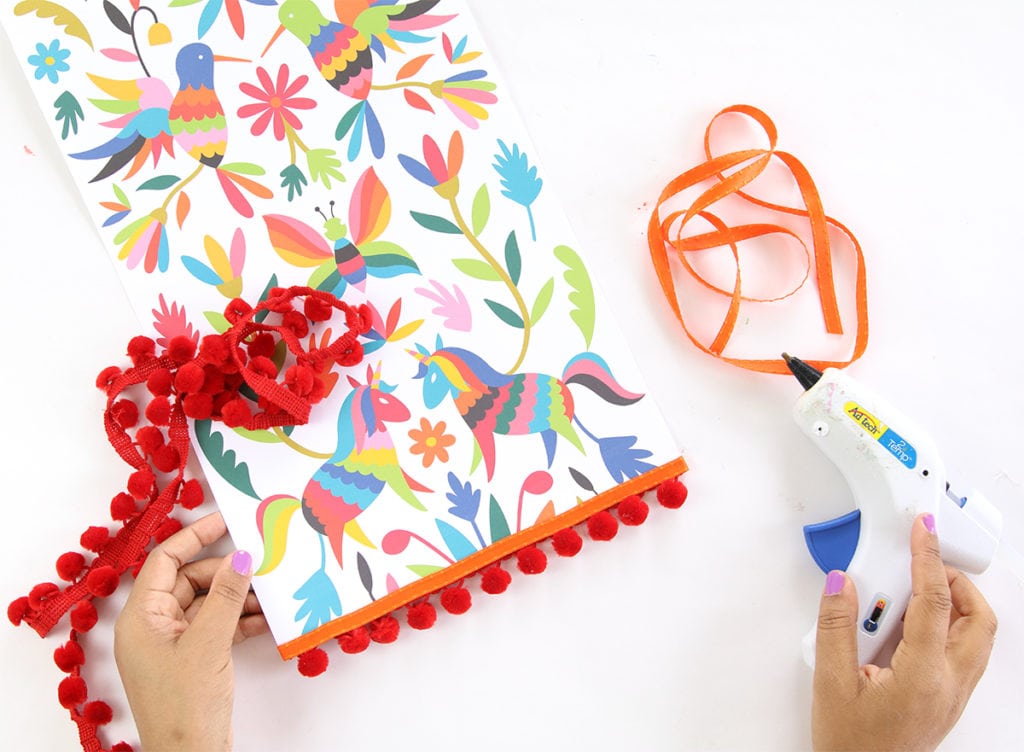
[188, 550, 254, 652]
[813, 570, 861, 699]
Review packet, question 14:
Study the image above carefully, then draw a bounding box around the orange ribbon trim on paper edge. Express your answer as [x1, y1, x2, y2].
[647, 104, 869, 374]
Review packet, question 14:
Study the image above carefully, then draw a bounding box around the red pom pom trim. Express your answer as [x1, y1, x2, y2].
[86, 566, 119, 598]
[69, 600, 98, 633]
[95, 365, 122, 391]
[368, 615, 400, 644]
[297, 648, 329, 677]
[221, 398, 252, 428]
[134, 426, 164, 456]
[126, 335, 155, 363]
[182, 392, 214, 420]
[127, 468, 156, 500]
[587, 510, 619, 541]
[80, 526, 110, 553]
[178, 479, 204, 510]
[146, 368, 173, 397]
[617, 495, 650, 526]
[110, 400, 139, 429]
[154, 518, 183, 543]
[406, 601, 437, 630]
[166, 335, 197, 363]
[337, 626, 371, 654]
[57, 676, 87, 709]
[480, 566, 512, 594]
[7, 596, 29, 626]
[83, 700, 113, 725]
[516, 546, 548, 574]
[29, 582, 60, 610]
[551, 528, 583, 557]
[56, 552, 87, 581]
[144, 396, 171, 426]
[657, 478, 688, 509]
[110, 492, 137, 521]
[439, 586, 472, 615]
[53, 641, 86, 673]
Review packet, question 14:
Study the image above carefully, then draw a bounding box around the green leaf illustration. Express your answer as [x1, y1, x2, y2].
[489, 494, 510, 542]
[530, 277, 555, 325]
[218, 161, 265, 176]
[452, 258, 502, 281]
[410, 211, 461, 234]
[505, 231, 522, 285]
[112, 183, 129, 208]
[89, 98, 136, 115]
[254, 274, 278, 323]
[168, 0, 204, 7]
[471, 184, 490, 235]
[554, 245, 595, 349]
[102, 0, 130, 35]
[279, 163, 307, 201]
[194, 420, 260, 499]
[485, 299, 523, 329]
[203, 310, 230, 333]
[14, 1, 94, 49]
[53, 91, 83, 140]
[137, 175, 181, 191]
[407, 564, 445, 577]
[306, 148, 345, 189]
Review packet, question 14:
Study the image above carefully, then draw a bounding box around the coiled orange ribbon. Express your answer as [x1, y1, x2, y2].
[647, 105, 868, 373]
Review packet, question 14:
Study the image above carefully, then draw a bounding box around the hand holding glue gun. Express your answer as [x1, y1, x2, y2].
[784, 355, 1002, 750]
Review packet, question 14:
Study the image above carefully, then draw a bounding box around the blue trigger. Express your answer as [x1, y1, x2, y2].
[803, 509, 861, 574]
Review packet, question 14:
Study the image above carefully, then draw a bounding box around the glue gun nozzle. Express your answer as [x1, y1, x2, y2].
[782, 353, 823, 391]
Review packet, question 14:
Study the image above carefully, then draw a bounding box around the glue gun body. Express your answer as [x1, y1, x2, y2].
[786, 358, 1002, 667]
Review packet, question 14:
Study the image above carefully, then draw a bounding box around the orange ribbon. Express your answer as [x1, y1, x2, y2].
[647, 105, 868, 373]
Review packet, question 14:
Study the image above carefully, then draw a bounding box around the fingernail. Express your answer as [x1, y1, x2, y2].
[232, 550, 252, 576]
[825, 570, 845, 596]
[922, 513, 936, 535]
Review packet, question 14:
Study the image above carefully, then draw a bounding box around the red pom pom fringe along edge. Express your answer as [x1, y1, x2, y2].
[7, 284, 690, 748]
[8, 286, 371, 752]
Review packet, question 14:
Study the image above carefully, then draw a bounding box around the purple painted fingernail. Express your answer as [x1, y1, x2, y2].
[232, 550, 252, 576]
[825, 570, 845, 596]
[922, 514, 936, 535]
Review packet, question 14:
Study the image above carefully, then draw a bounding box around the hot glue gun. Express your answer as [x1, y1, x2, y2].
[782, 354, 1003, 668]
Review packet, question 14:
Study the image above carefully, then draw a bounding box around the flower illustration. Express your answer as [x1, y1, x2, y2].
[398, 132, 464, 199]
[437, 70, 497, 129]
[408, 417, 456, 467]
[181, 228, 246, 298]
[28, 40, 70, 84]
[237, 65, 316, 141]
[114, 209, 169, 273]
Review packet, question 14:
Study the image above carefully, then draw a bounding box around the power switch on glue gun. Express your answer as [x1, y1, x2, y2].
[783, 354, 1003, 668]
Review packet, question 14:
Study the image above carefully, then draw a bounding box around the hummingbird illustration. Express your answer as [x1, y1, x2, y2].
[263, 0, 450, 159]
[70, 43, 247, 183]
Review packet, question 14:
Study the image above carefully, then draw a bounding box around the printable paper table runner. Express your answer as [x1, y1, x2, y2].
[5, 0, 684, 656]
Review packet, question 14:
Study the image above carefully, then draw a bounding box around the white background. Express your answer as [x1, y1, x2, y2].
[2, 1, 1023, 750]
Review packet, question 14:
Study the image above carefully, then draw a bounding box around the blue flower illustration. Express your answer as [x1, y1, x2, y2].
[28, 40, 70, 84]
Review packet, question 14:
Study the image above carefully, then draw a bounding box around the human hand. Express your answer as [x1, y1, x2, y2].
[114, 512, 268, 751]
[812, 513, 997, 752]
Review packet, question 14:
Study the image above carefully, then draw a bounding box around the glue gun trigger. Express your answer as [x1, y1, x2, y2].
[803, 509, 861, 574]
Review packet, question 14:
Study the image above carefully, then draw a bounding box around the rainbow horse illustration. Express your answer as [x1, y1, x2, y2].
[255, 364, 428, 576]
[409, 341, 643, 480]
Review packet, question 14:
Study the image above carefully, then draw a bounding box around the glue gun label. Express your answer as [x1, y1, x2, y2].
[844, 402, 917, 469]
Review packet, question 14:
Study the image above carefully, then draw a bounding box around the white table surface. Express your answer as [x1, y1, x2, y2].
[2, 1, 1023, 750]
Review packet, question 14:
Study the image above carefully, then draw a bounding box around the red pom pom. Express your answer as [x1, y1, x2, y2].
[337, 626, 370, 654]
[128, 468, 156, 500]
[86, 566, 119, 598]
[199, 333, 230, 366]
[282, 310, 309, 338]
[617, 495, 649, 526]
[221, 398, 252, 428]
[367, 615, 400, 644]
[174, 361, 205, 394]
[7, 596, 30, 626]
[480, 566, 512, 594]
[80, 526, 110, 553]
[587, 510, 619, 541]
[247, 333, 276, 360]
[83, 700, 113, 725]
[152, 444, 181, 473]
[284, 364, 316, 397]
[53, 641, 85, 673]
[110, 492, 138, 522]
[266, 287, 293, 313]
[56, 552, 87, 581]
[57, 676, 87, 709]
[249, 355, 278, 379]
[95, 365, 122, 391]
[657, 478, 688, 509]
[110, 399, 139, 429]
[111, 743, 134, 752]
[182, 392, 214, 420]
[516, 546, 548, 574]
[166, 335, 197, 363]
[337, 341, 364, 367]
[297, 648, 329, 677]
[200, 365, 226, 395]
[70, 600, 98, 632]
[308, 376, 327, 404]
[127, 335, 155, 363]
[144, 396, 172, 426]
[154, 518, 183, 543]
[304, 296, 333, 322]
[406, 601, 437, 630]
[178, 479, 204, 510]
[439, 586, 472, 615]
[146, 368, 173, 397]
[551, 528, 583, 557]
[224, 298, 252, 324]
[135, 426, 165, 456]
[28, 582, 59, 610]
